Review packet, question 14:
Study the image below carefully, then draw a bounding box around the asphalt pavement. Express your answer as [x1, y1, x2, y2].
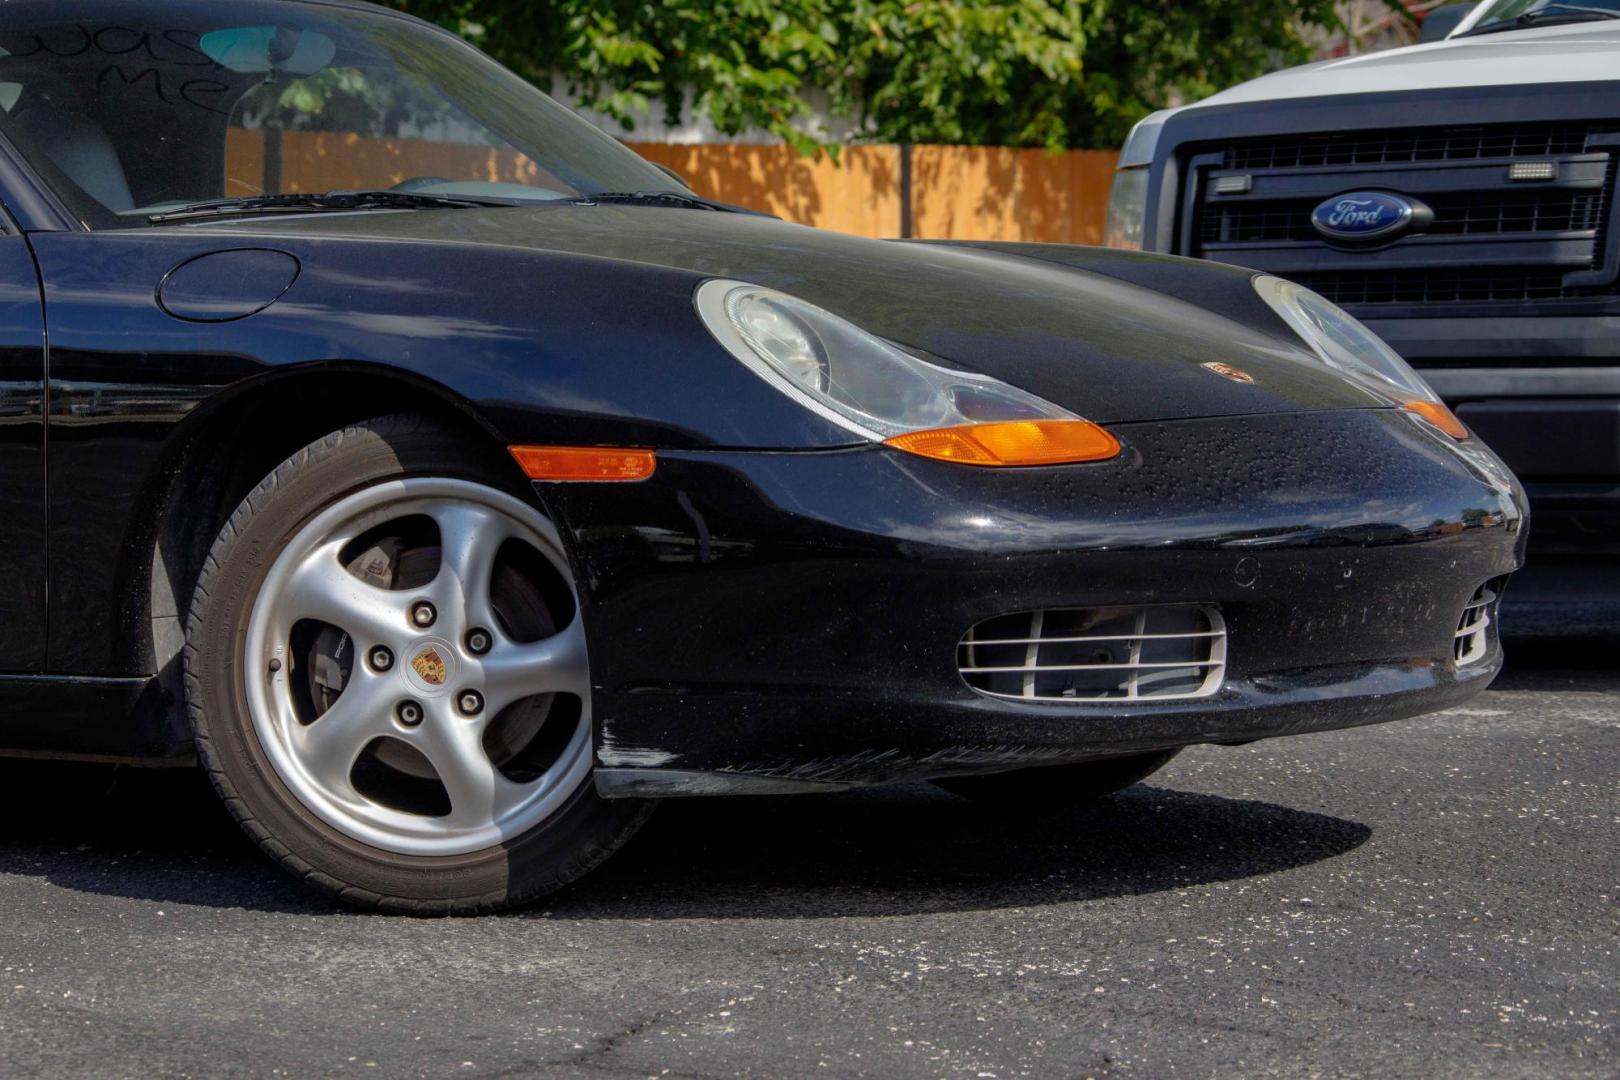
[0, 631, 1613, 1078]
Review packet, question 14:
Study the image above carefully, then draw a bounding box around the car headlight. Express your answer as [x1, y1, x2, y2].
[1252, 275, 1468, 440]
[1104, 166, 1148, 251]
[695, 279, 1120, 466]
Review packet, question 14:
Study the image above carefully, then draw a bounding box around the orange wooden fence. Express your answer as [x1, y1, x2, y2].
[631, 143, 904, 238]
[632, 143, 1119, 243]
[225, 129, 1118, 244]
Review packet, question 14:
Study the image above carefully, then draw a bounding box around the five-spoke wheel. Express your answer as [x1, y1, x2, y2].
[246, 479, 593, 855]
[186, 416, 652, 912]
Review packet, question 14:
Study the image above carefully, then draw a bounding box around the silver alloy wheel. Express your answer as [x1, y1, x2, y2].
[243, 478, 592, 856]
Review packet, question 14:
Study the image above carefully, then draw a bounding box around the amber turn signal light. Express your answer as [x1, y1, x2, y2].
[883, 419, 1121, 467]
[509, 445, 656, 481]
[1404, 400, 1468, 441]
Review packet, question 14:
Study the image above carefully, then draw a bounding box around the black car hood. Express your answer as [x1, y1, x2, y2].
[234, 204, 1386, 425]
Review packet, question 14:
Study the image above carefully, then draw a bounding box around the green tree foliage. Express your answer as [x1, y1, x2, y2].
[380, 1, 1341, 151]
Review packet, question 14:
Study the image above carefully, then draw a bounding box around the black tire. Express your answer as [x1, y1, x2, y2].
[934, 749, 1180, 804]
[184, 414, 653, 914]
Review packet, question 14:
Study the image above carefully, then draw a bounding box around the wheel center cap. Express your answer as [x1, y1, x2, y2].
[404, 638, 457, 694]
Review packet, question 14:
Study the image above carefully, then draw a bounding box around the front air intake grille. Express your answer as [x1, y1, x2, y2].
[958, 605, 1226, 703]
[1222, 122, 1596, 171]
[1184, 120, 1620, 308]
[1455, 582, 1500, 666]
[1199, 189, 1609, 245]
[1289, 267, 1572, 306]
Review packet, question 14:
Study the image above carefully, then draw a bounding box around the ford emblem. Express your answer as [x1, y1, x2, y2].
[1310, 191, 1430, 243]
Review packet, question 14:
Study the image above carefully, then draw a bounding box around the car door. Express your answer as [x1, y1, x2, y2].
[0, 222, 47, 672]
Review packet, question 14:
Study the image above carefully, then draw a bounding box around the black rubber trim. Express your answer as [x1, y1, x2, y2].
[0, 128, 78, 233]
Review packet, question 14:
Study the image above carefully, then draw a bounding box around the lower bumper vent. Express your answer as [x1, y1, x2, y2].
[959, 605, 1226, 703]
[1455, 583, 1499, 666]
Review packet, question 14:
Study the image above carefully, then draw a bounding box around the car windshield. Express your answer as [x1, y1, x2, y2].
[1461, 0, 1620, 34]
[0, 0, 680, 228]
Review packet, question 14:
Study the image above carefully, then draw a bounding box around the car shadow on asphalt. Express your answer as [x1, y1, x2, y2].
[1492, 633, 1620, 693]
[0, 759, 1370, 918]
[545, 783, 1371, 920]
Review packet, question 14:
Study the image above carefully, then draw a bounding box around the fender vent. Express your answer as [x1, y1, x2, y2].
[1455, 582, 1499, 666]
[959, 605, 1226, 703]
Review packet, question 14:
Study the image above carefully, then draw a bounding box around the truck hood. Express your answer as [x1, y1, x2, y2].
[1197, 20, 1620, 110]
[233, 203, 1385, 425]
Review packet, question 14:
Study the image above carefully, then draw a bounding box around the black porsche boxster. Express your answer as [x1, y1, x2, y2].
[0, 0, 1525, 912]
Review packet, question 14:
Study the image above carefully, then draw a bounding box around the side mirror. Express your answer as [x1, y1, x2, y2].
[199, 26, 337, 76]
[1419, 3, 1477, 42]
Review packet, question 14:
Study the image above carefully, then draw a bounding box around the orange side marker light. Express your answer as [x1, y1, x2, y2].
[509, 445, 656, 481]
[884, 419, 1121, 467]
[1403, 401, 1468, 441]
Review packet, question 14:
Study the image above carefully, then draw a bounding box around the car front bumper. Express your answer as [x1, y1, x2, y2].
[536, 408, 1527, 796]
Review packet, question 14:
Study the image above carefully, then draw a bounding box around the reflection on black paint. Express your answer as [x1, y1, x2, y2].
[0, 240, 47, 672]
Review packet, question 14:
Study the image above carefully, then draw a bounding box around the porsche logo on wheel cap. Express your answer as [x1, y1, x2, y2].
[1201, 361, 1256, 384]
[411, 647, 448, 686]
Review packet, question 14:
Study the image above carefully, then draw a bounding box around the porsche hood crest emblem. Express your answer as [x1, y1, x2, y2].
[1201, 361, 1256, 385]
[411, 647, 448, 686]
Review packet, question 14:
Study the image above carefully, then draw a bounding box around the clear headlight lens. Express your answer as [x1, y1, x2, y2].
[1253, 275, 1467, 439]
[727, 288, 831, 393]
[1104, 166, 1148, 250]
[696, 279, 1121, 465]
[1253, 275, 1434, 400]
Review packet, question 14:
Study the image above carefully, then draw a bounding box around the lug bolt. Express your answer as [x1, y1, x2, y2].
[396, 700, 424, 727]
[410, 601, 437, 628]
[465, 628, 492, 655]
[457, 690, 484, 717]
[369, 646, 394, 672]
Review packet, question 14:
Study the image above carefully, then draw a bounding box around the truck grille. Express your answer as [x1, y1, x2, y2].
[1289, 267, 1571, 306]
[1184, 121, 1620, 307]
[958, 605, 1226, 703]
[1224, 122, 1596, 170]
[1200, 190, 1608, 245]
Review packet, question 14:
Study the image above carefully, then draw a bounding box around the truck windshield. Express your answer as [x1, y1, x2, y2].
[1461, 0, 1620, 35]
[0, 0, 679, 228]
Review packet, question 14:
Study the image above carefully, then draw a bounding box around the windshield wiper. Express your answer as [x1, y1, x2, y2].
[576, 190, 741, 212]
[1458, 4, 1620, 36]
[150, 189, 521, 224]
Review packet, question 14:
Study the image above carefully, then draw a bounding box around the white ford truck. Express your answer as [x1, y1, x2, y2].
[1106, 1, 1620, 603]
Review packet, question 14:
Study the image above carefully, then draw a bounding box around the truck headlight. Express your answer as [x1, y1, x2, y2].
[1104, 166, 1148, 251]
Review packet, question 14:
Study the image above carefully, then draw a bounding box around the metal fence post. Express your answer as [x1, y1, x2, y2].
[899, 142, 913, 239]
